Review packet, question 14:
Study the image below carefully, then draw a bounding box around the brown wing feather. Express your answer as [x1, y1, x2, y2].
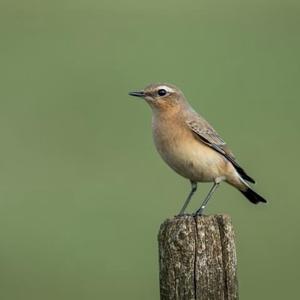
[186, 118, 255, 184]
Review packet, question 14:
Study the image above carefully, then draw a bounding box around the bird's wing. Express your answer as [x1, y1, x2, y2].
[186, 117, 233, 157]
[186, 116, 255, 183]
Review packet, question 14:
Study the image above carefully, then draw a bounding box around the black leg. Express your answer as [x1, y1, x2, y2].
[178, 181, 197, 215]
[195, 182, 220, 215]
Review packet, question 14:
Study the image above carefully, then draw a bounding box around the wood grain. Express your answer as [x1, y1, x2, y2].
[158, 215, 238, 300]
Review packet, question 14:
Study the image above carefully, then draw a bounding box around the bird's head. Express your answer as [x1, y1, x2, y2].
[129, 83, 187, 112]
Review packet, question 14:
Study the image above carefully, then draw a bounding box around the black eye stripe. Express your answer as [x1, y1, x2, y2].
[158, 89, 167, 96]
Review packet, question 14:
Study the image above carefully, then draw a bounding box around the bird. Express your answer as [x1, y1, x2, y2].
[129, 83, 266, 215]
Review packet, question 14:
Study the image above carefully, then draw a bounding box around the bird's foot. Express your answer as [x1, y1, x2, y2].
[193, 207, 205, 217]
[175, 212, 193, 218]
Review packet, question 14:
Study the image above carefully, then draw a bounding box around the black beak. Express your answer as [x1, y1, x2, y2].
[128, 90, 145, 98]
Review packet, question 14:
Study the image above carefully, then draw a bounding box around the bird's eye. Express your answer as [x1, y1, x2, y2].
[157, 89, 167, 96]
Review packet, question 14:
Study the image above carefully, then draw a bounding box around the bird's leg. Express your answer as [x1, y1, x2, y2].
[178, 181, 197, 215]
[195, 182, 219, 215]
[195, 177, 224, 215]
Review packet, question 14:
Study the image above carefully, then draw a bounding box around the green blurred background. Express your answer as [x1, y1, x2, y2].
[0, 0, 299, 299]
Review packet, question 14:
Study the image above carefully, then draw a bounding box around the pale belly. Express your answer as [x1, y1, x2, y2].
[153, 130, 228, 182]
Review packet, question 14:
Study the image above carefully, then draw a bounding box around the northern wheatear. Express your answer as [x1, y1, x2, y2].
[129, 83, 266, 215]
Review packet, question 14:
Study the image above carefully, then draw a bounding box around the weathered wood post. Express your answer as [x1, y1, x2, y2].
[158, 215, 238, 300]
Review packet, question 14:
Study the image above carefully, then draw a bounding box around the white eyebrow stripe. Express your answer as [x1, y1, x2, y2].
[157, 85, 174, 93]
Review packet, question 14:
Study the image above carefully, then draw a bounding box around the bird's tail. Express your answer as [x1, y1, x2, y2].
[240, 187, 267, 204]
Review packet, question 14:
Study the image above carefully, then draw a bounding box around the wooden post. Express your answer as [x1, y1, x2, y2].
[158, 215, 238, 300]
